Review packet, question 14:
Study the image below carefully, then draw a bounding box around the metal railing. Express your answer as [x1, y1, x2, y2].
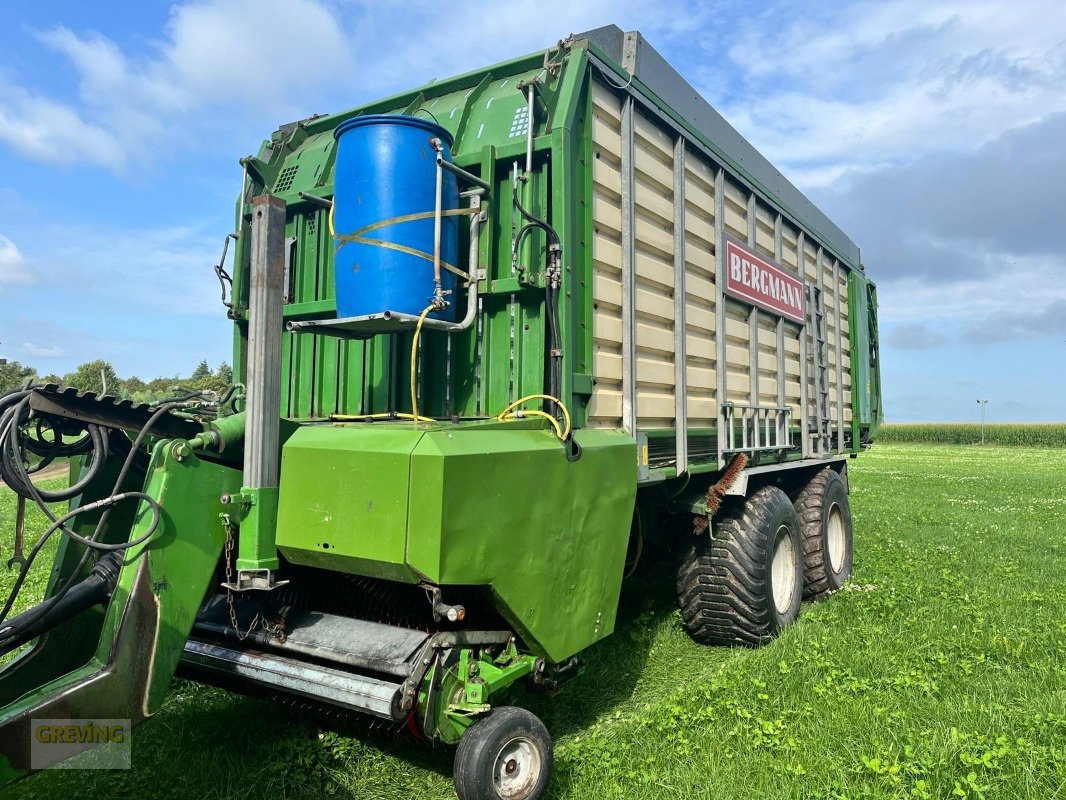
[721, 403, 795, 454]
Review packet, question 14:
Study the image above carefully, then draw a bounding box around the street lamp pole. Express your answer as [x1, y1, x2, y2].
[976, 399, 988, 445]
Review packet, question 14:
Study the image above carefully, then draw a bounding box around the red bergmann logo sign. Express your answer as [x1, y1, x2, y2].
[723, 239, 806, 325]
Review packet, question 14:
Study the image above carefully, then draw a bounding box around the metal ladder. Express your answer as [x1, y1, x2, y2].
[808, 285, 831, 454]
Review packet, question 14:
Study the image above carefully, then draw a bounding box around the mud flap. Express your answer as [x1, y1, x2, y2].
[0, 440, 240, 785]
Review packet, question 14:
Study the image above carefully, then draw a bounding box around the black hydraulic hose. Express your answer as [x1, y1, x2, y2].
[0, 398, 193, 635]
[0, 491, 160, 630]
[0, 551, 122, 657]
[0, 396, 108, 502]
[512, 182, 560, 245]
[22, 414, 97, 459]
[512, 179, 568, 433]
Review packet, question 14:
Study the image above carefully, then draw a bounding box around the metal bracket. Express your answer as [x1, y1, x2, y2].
[222, 569, 289, 593]
[219, 490, 253, 522]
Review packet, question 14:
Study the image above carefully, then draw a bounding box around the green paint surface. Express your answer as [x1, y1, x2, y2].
[276, 420, 636, 661]
[276, 424, 422, 582]
[0, 442, 239, 780]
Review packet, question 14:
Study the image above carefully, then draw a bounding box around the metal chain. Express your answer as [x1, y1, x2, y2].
[221, 513, 287, 643]
[222, 513, 262, 641]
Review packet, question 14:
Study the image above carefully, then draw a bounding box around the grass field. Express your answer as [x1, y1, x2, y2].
[2, 444, 1065, 799]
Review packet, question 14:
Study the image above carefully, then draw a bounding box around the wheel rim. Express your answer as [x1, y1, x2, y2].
[771, 525, 797, 614]
[826, 503, 846, 573]
[493, 736, 542, 799]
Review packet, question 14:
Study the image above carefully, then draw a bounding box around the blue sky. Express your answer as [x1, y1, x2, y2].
[0, 0, 1063, 422]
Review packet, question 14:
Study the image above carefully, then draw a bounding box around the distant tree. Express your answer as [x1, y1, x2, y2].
[123, 376, 148, 400]
[0, 359, 36, 394]
[145, 375, 182, 401]
[190, 360, 212, 381]
[3, 357, 236, 405]
[63, 360, 121, 395]
[215, 362, 233, 387]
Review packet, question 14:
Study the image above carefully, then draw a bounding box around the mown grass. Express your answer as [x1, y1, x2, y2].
[2, 444, 1065, 799]
[0, 479, 63, 620]
[880, 423, 1066, 447]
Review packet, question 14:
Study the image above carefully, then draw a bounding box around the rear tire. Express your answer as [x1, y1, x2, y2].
[677, 485, 803, 646]
[453, 706, 552, 800]
[795, 467, 853, 599]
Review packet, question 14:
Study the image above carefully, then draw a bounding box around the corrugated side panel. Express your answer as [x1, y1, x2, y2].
[588, 81, 625, 427]
[780, 223, 804, 414]
[588, 78, 852, 455]
[633, 110, 678, 430]
[683, 147, 717, 428]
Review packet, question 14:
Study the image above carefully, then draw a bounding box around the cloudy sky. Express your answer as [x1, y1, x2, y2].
[0, 0, 1063, 421]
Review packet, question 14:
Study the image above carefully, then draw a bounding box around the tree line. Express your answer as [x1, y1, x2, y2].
[0, 358, 233, 404]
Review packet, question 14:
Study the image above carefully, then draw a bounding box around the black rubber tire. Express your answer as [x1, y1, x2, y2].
[677, 485, 803, 647]
[795, 467, 853, 599]
[453, 707, 553, 800]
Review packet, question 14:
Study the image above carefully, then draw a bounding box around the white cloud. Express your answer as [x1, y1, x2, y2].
[163, 0, 354, 107]
[0, 234, 33, 285]
[0, 0, 712, 174]
[876, 252, 1066, 327]
[0, 0, 355, 172]
[19, 342, 66, 359]
[35, 223, 226, 315]
[712, 0, 1066, 187]
[0, 88, 125, 170]
[335, 1, 695, 93]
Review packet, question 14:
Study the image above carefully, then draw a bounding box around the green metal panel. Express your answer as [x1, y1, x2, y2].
[231, 51, 573, 423]
[0, 442, 240, 783]
[274, 419, 635, 662]
[408, 426, 635, 661]
[848, 272, 883, 443]
[276, 424, 422, 583]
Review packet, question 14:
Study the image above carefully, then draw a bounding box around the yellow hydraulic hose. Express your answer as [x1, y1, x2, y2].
[496, 394, 572, 441]
[410, 305, 436, 427]
[331, 412, 435, 423]
[501, 408, 564, 440]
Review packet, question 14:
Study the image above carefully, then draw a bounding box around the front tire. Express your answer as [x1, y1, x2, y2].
[677, 485, 803, 646]
[453, 707, 553, 800]
[795, 467, 854, 599]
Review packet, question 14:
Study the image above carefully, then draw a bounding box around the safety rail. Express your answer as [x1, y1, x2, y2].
[721, 403, 795, 454]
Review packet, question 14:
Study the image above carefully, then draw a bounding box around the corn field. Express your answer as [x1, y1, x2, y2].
[879, 423, 1066, 447]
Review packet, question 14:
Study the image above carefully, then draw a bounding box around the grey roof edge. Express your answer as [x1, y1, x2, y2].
[573, 25, 862, 270]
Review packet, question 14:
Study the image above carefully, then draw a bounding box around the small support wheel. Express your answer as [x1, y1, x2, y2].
[795, 467, 853, 598]
[454, 706, 553, 800]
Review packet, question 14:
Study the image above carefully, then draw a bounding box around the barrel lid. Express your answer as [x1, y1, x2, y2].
[334, 114, 454, 147]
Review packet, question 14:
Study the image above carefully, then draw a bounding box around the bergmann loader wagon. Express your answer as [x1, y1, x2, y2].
[0, 25, 882, 800]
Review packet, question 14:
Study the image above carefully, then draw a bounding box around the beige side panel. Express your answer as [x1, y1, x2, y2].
[589, 82, 625, 428]
[757, 312, 779, 407]
[683, 144, 717, 427]
[724, 300, 751, 402]
[839, 265, 853, 423]
[754, 204, 776, 259]
[723, 179, 748, 241]
[781, 222, 799, 272]
[589, 81, 857, 449]
[632, 110, 677, 430]
[783, 321, 803, 413]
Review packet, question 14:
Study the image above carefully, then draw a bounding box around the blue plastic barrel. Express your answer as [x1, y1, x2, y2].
[332, 114, 459, 321]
